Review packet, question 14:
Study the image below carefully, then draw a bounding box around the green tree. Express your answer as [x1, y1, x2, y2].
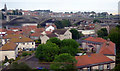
[9, 62, 31, 70]
[60, 39, 79, 56]
[108, 27, 120, 48]
[50, 53, 77, 70]
[35, 42, 59, 62]
[47, 37, 61, 47]
[60, 46, 77, 56]
[93, 19, 101, 23]
[70, 29, 83, 39]
[61, 39, 79, 49]
[35, 39, 41, 45]
[97, 28, 108, 39]
[55, 20, 71, 29]
[54, 20, 63, 29]
[61, 19, 71, 27]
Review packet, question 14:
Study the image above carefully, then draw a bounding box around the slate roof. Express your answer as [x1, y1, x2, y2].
[53, 29, 67, 35]
[47, 33, 57, 38]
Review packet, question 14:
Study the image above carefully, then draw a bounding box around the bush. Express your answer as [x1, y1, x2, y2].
[8, 58, 15, 64]
[22, 52, 28, 56]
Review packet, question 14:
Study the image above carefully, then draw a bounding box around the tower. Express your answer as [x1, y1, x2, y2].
[4, 4, 7, 12]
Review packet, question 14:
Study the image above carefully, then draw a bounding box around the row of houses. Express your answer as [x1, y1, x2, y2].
[0, 34, 35, 61]
[0, 23, 72, 61]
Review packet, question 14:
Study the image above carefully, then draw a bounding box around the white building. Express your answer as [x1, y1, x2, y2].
[0, 34, 35, 61]
[0, 42, 18, 61]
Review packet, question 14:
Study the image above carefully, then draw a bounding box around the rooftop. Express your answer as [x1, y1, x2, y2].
[75, 53, 114, 68]
[0, 42, 17, 51]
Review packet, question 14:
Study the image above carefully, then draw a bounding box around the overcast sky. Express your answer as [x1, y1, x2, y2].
[0, 0, 120, 13]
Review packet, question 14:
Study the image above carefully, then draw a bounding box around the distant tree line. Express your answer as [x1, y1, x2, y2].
[7, 10, 22, 15]
[54, 19, 71, 29]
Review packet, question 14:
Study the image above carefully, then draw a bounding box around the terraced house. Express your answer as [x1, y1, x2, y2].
[0, 34, 35, 61]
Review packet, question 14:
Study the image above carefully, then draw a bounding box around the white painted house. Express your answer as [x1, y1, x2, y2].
[0, 34, 35, 61]
[0, 42, 18, 61]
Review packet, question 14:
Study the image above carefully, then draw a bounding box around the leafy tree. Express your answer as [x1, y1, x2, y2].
[35, 39, 41, 44]
[9, 62, 31, 70]
[61, 19, 71, 27]
[70, 29, 83, 39]
[60, 39, 79, 56]
[97, 28, 108, 39]
[50, 53, 77, 70]
[55, 20, 63, 29]
[8, 58, 15, 64]
[108, 27, 120, 48]
[22, 52, 28, 56]
[93, 19, 101, 23]
[60, 46, 77, 56]
[47, 37, 61, 47]
[35, 42, 59, 62]
[55, 20, 71, 29]
[61, 39, 79, 49]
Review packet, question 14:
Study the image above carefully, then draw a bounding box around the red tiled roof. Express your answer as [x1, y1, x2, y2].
[85, 37, 106, 43]
[45, 31, 52, 35]
[15, 31, 23, 34]
[6, 30, 15, 34]
[0, 28, 6, 32]
[30, 33, 42, 37]
[89, 24, 95, 26]
[75, 53, 113, 67]
[99, 41, 115, 55]
[84, 37, 116, 55]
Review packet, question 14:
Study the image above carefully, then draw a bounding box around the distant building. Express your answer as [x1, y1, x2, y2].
[40, 29, 72, 44]
[45, 23, 56, 32]
[53, 29, 72, 40]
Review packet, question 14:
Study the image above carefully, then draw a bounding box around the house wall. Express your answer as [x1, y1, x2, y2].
[0, 51, 16, 61]
[92, 65, 99, 70]
[106, 56, 115, 61]
[64, 30, 72, 39]
[110, 63, 115, 69]
[40, 35, 49, 44]
[45, 26, 55, 32]
[30, 36, 39, 40]
[58, 30, 72, 40]
[78, 62, 115, 70]
[82, 42, 101, 53]
[82, 42, 87, 49]
[16, 42, 35, 50]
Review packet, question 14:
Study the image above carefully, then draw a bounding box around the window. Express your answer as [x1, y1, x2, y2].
[23, 43, 25, 45]
[32, 42, 34, 45]
[107, 64, 110, 70]
[87, 67, 92, 71]
[99, 65, 103, 70]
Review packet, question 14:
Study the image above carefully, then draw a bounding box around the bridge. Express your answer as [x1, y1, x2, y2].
[5, 15, 118, 26]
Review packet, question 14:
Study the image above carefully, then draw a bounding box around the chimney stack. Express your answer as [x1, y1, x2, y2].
[106, 38, 110, 46]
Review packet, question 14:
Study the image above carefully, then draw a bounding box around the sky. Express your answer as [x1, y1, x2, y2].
[0, 0, 120, 13]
